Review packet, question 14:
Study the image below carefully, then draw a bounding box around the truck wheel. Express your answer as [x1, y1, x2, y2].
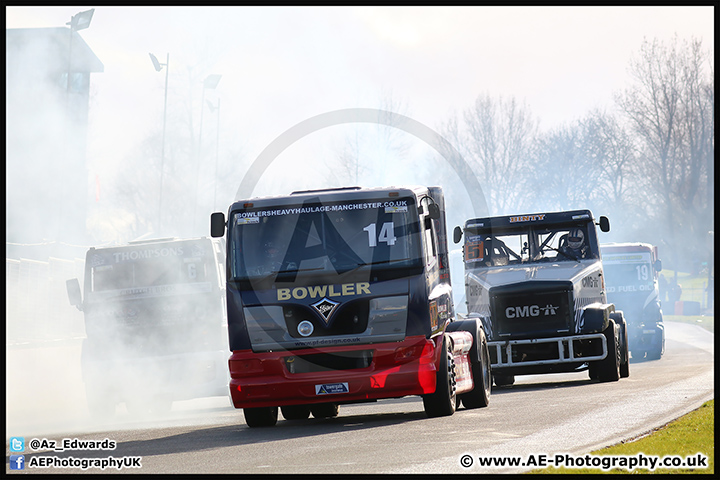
[461, 329, 491, 409]
[446, 319, 490, 409]
[631, 348, 647, 361]
[646, 324, 664, 360]
[281, 405, 311, 420]
[423, 336, 457, 417]
[125, 394, 153, 417]
[244, 406, 279, 427]
[597, 320, 621, 382]
[86, 388, 116, 419]
[310, 403, 339, 419]
[493, 374, 515, 387]
[611, 312, 630, 378]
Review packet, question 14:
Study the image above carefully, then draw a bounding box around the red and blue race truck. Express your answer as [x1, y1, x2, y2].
[210, 185, 491, 427]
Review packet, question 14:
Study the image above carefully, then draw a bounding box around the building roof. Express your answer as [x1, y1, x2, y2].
[6, 27, 104, 74]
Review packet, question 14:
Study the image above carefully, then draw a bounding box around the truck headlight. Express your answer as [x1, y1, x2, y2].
[298, 320, 314, 337]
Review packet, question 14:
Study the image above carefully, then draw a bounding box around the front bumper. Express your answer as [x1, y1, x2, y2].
[489, 333, 607, 369]
[228, 335, 440, 408]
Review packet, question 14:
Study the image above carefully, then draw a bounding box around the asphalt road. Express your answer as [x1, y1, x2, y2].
[6, 321, 714, 474]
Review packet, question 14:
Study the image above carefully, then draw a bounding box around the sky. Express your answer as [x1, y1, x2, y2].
[6, 6, 714, 184]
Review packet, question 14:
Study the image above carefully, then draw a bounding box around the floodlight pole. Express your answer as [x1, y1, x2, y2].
[212, 98, 221, 210]
[150, 52, 170, 234]
[193, 74, 221, 232]
[66, 9, 94, 111]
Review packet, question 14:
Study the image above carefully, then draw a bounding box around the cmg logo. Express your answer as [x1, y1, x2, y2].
[506, 304, 559, 318]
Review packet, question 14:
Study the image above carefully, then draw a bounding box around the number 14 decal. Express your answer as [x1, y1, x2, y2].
[363, 222, 396, 247]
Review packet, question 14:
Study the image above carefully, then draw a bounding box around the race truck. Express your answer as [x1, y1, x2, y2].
[210, 185, 491, 427]
[66, 236, 229, 416]
[600, 242, 665, 360]
[453, 209, 630, 386]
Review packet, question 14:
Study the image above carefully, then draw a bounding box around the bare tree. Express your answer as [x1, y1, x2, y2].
[326, 91, 413, 187]
[579, 109, 647, 235]
[616, 36, 714, 270]
[524, 122, 606, 213]
[461, 94, 538, 215]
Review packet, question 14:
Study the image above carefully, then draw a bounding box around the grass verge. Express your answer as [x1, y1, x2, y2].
[529, 400, 714, 474]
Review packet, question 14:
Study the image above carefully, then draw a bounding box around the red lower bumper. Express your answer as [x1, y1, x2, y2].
[228, 335, 440, 408]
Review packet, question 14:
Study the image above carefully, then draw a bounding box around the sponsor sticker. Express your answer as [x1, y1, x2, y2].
[311, 297, 340, 324]
[464, 235, 485, 263]
[315, 382, 350, 395]
[385, 205, 408, 213]
[237, 217, 260, 225]
[509, 214, 545, 223]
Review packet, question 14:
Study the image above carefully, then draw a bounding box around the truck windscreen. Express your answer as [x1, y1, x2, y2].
[90, 243, 213, 292]
[464, 223, 595, 267]
[229, 197, 422, 282]
[602, 256, 655, 292]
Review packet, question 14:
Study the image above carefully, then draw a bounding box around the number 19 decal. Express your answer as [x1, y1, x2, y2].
[364, 222, 397, 247]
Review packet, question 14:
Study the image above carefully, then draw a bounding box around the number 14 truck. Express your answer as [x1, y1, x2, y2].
[210, 185, 491, 427]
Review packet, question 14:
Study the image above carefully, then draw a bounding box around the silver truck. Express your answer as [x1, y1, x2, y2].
[454, 209, 629, 386]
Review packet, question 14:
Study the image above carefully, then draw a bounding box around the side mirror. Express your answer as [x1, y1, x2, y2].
[598, 216, 610, 233]
[655, 259, 663, 272]
[66, 278, 83, 311]
[211, 212, 226, 237]
[453, 226, 463, 244]
[428, 203, 440, 220]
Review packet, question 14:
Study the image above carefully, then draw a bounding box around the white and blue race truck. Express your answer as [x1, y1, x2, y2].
[453, 209, 630, 386]
[600, 242, 665, 360]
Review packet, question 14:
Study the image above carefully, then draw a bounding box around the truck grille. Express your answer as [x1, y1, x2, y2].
[284, 300, 369, 338]
[284, 350, 373, 373]
[489, 281, 573, 339]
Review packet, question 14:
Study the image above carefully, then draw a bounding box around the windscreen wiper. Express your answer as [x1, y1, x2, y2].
[339, 258, 411, 277]
[545, 246, 581, 263]
[255, 266, 325, 284]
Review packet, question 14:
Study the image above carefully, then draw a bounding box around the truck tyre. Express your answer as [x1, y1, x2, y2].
[611, 312, 630, 378]
[446, 319, 490, 408]
[597, 320, 621, 382]
[125, 394, 153, 417]
[422, 335, 457, 417]
[244, 406, 279, 427]
[310, 403, 339, 419]
[86, 387, 116, 419]
[493, 374, 515, 387]
[460, 329, 491, 409]
[646, 324, 664, 360]
[281, 405, 311, 420]
[632, 348, 647, 361]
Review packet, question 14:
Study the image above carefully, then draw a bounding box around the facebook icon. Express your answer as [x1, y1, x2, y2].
[10, 455, 25, 470]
